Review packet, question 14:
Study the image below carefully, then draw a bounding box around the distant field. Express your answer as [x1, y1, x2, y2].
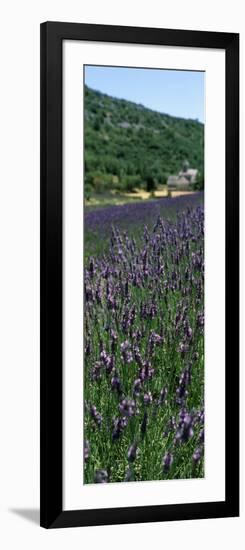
[85, 186, 196, 208]
[84, 191, 204, 260]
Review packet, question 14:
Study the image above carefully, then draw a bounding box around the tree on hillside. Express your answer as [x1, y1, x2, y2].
[145, 174, 157, 192]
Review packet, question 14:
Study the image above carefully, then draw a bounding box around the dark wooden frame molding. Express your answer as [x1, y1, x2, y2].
[40, 21, 239, 528]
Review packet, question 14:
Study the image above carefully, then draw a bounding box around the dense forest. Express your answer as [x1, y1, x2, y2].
[84, 85, 204, 196]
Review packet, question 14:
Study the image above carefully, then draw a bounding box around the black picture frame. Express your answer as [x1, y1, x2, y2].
[40, 21, 239, 529]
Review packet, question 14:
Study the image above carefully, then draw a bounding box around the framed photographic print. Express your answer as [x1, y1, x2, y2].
[40, 22, 239, 528]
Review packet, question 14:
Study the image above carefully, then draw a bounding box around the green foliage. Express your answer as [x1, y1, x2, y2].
[194, 169, 204, 190]
[84, 86, 204, 194]
[145, 174, 157, 192]
[123, 174, 141, 192]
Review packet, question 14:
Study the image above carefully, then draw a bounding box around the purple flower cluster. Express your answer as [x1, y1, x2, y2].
[163, 452, 173, 473]
[119, 398, 137, 417]
[90, 405, 102, 428]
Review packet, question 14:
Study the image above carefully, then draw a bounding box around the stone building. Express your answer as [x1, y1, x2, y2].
[167, 161, 198, 189]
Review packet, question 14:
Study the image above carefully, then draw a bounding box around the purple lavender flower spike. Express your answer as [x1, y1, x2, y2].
[127, 442, 137, 463]
[94, 469, 108, 483]
[176, 366, 191, 404]
[175, 412, 194, 443]
[111, 372, 122, 395]
[89, 257, 94, 278]
[100, 349, 113, 371]
[91, 361, 103, 381]
[110, 328, 118, 353]
[119, 398, 136, 417]
[143, 391, 153, 406]
[90, 405, 102, 428]
[193, 448, 202, 464]
[133, 378, 142, 396]
[158, 387, 168, 406]
[112, 416, 128, 441]
[139, 360, 154, 381]
[178, 341, 189, 354]
[162, 452, 173, 473]
[199, 428, 205, 443]
[84, 440, 90, 462]
[120, 340, 133, 364]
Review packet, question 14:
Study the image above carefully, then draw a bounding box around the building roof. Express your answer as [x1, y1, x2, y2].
[179, 168, 198, 179]
[167, 166, 198, 187]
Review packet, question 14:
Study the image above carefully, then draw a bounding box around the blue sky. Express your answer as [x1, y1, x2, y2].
[85, 66, 205, 123]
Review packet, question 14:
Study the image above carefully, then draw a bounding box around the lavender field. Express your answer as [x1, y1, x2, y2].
[84, 193, 204, 483]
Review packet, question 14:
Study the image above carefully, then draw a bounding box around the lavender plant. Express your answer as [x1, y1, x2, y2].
[84, 200, 204, 483]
